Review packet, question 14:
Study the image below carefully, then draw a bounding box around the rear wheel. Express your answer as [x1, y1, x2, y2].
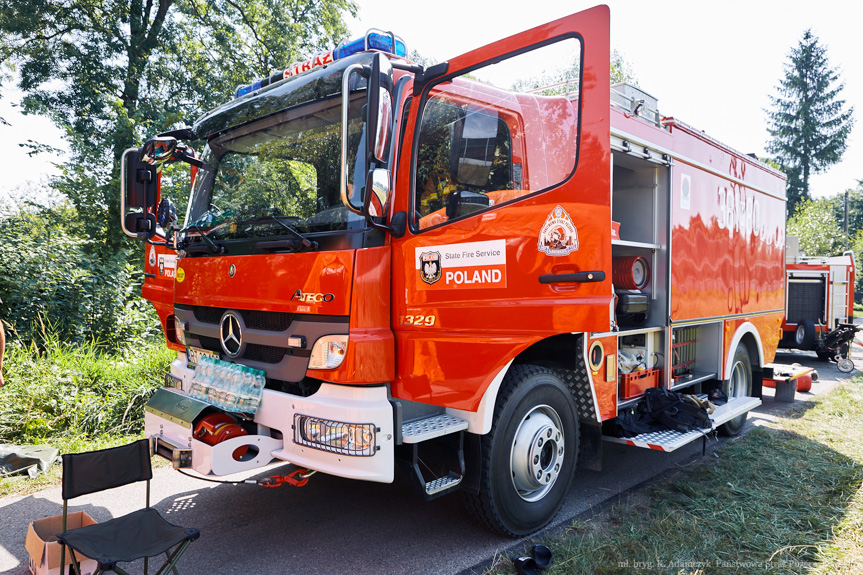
[463, 365, 579, 537]
[718, 346, 752, 437]
[794, 320, 817, 350]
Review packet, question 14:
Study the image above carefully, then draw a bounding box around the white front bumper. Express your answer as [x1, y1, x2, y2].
[145, 382, 395, 483]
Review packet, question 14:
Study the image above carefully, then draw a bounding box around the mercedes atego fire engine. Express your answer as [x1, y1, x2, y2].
[121, 6, 787, 536]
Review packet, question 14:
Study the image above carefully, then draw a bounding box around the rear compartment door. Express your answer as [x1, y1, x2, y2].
[390, 6, 611, 409]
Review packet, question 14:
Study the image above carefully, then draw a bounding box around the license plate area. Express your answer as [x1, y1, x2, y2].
[187, 345, 219, 366]
[164, 372, 182, 389]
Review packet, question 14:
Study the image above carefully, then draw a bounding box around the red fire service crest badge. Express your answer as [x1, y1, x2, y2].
[538, 205, 579, 256]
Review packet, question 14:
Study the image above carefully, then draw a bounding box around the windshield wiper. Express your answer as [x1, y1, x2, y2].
[182, 224, 225, 254]
[246, 216, 318, 251]
[270, 215, 319, 250]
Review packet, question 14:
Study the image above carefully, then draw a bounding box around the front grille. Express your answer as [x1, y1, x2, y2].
[193, 307, 224, 324]
[244, 343, 287, 363]
[191, 306, 293, 331]
[197, 336, 286, 364]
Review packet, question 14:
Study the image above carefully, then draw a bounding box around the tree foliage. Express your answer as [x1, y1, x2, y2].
[830, 180, 863, 238]
[0, 0, 357, 250]
[786, 198, 847, 257]
[0, 202, 158, 347]
[766, 29, 854, 215]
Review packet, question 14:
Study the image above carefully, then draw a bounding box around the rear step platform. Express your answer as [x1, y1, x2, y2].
[603, 396, 761, 452]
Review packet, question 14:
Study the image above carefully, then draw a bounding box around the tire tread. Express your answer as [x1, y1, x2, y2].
[463, 364, 576, 537]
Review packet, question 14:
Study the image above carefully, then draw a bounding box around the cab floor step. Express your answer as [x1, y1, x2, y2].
[402, 414, 468, 444]
[425, 472, 463, 497]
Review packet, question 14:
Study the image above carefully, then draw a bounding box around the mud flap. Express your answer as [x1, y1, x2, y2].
[577, 421, 603, 472]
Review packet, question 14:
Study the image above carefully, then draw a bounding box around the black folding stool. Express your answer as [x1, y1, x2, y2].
[56, 439, 200, 575]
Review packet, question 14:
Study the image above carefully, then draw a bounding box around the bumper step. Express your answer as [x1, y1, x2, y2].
[402, 414, 468, 443]
[398, 414, 467, 500]
[425, 472, 463, 496]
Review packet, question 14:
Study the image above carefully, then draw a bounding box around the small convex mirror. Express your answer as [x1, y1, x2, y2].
[368, 168, 391, 217]
[141, 137, 178, 165]
[157, 197, 178, 229]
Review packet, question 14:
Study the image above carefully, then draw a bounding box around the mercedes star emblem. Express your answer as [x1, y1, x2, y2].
[220, 311, 244, 357]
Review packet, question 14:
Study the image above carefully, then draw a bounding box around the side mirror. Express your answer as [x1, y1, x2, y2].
[366, 53, 394, 164]
[121, 148, 159, 240]
[141, 136, 178, 166]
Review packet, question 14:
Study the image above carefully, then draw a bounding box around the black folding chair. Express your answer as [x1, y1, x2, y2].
[56, 439, 200, 575]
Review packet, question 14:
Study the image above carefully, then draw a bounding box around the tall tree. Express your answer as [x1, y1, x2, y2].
[0, 0, 356, 250]
[766, 29, 854, 215]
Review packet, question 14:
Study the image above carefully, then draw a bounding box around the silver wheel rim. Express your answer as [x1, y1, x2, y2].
[510, 405, 564, 502]
[728, 359, 749, 399]
[795, 325, 805, 346]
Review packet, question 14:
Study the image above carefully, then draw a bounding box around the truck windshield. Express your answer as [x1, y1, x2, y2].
[184, 92, 367, 241]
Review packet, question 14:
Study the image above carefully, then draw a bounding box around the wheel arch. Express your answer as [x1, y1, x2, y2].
[447, 333, 595, 435]
[723, 322, 764, 380]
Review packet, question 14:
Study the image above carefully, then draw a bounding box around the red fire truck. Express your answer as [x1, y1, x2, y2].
[122, 6, 786, 536]
[780, 242, 857, 371]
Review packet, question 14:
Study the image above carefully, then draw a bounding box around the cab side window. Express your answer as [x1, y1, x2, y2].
[411, 37, 581, 232]
[414, 99, 512, 229]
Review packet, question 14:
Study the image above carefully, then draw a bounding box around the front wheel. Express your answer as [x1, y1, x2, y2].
[463, 365, 579, 537]
[718, 346, 752, 437]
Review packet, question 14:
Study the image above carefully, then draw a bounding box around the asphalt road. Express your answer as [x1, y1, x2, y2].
[1, 346, 857, 575]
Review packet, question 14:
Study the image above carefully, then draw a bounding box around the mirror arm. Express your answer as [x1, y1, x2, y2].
[173, 153, 214, 172]
[391, 61, 423, 74]
[362, 196, 404, 238]
[413, 62, 449, 96]
[340, 63, 366, 215]
[157, 127, 196, 140]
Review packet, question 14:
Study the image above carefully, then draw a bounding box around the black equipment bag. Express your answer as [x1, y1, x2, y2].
[643, 387, 712, 433]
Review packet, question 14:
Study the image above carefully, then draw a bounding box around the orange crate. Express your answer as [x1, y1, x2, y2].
[620, 368, 660, 399]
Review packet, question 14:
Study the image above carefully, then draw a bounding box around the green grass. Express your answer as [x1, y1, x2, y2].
[486, 381, 863, 575]
[0, 336, 174, 497]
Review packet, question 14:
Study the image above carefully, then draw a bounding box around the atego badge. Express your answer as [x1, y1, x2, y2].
[538, 205, 579, 256]
[419, 251, 442, 285]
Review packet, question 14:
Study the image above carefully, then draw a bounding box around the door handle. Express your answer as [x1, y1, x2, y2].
[539, 271, 606, 284]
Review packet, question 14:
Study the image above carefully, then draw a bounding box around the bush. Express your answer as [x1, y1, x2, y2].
[0, 334, 174, 442]
[0, 201, 160, 347]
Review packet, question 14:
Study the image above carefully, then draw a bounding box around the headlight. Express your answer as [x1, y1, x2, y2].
[175, 320, 188, 346]
[294, 414, 377, 456]
[308, 335, 349, 369]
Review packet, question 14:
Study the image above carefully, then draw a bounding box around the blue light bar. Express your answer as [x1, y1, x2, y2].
[235, 30, 407, 99]
[333, 32, 407, 61]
